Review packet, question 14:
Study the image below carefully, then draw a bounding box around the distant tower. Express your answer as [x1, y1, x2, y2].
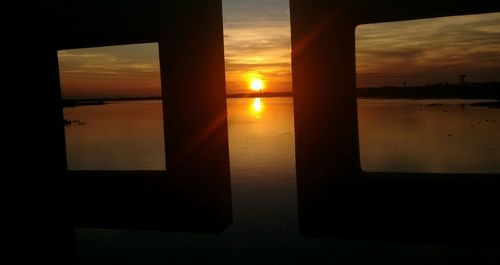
[459, 74, 466, 85]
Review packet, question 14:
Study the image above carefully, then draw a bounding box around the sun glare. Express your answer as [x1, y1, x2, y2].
[250, 79, 264, 91]
[244, 71, 266, 92]
[253, 97, 263, 112]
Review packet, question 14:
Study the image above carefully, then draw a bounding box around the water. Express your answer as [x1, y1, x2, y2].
[64, 97, 500, 174]
[358, 98, 500, 173]
[227, 97, 296, 179]
[67, 97, 500, 264]
[64, 100, 166, 170]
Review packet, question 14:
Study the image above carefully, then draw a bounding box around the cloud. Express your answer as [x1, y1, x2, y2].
[58, 43, 162, 98]
[222, 1, 292, 92]
[60, 2, 294, 96]
[356, 12, 500, 87]
[222, 0, 291, 24]
[58, 43, 160, 77]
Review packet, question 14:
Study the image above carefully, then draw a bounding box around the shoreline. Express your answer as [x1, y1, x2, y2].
[62, 99, 107, 108]
[62, 96, 500, 109]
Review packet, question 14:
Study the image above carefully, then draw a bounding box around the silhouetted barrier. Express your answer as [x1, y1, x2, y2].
[290, 0, 500, 247]
[69, 171, 231, 233]
[6, 0, 500, 263]
[6, 1, 230, 263]
[57, 0, 232, 232]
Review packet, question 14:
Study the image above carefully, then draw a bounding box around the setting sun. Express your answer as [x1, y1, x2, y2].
[243, 71, 267, 93]
[250, 79, 264, 92]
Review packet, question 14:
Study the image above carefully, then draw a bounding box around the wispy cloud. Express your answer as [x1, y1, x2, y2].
[58, 1, 293, 97]
[356, 12, 500, 87]
[58, 44, 160, 77]
[222, 0, 292, 93]
[58, 43, 161, 98]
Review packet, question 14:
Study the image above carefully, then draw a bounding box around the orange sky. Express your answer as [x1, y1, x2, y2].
[57, 2, 499, 98]
[58, 0, 292, 99]
[222, 0, 292, 93]
[356, 12, 500, 87]
[58, 43, 161, 98]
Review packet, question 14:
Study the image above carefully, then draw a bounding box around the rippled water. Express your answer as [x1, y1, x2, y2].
[358, 98, 500, 173]
[64, 97, 500, 174]
[67, 97, 500, 264]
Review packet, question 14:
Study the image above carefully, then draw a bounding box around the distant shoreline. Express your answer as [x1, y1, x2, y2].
[62, 99, 108, 108]
[226, 91, 293, 98]
[357, 82, 500, 100]
[62, 97, 500, 109]
[62, 92, 295, 108]
[62, 82, 500, 107]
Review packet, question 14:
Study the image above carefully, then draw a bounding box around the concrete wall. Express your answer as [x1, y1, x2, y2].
[290, 0, 500, 246]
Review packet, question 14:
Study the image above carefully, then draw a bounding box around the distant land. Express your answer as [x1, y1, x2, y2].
[61, 99, 107, 108]
[62, 82, 500, 108]
[61, 96, 164, 108]
[226, 91, 293, 98]
[62, 92, 294, 107]
[357, 82, 500, 100]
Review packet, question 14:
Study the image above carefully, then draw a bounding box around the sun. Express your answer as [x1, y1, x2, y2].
[250, 79, 264, 92]
[244, 71, 265, 92]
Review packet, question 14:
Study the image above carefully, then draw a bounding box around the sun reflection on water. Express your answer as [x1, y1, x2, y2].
[251, 97, 264, 118]
[253, 98, 262, 111]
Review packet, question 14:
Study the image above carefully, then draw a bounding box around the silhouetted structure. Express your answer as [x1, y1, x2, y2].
[290, 0, 500, 247]
[6, 1, 231, 264]
[5, 0, 500, 264]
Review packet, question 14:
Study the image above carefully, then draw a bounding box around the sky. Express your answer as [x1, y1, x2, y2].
[57, 1, 499, 98]
[58, 43, 161, 98]
[59, 0, 291, 98]
[356, 12, 500, 88]
[222, 0, 292, 93]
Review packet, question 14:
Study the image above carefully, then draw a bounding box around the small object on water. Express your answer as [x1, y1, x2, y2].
[448, 134, 452, 137]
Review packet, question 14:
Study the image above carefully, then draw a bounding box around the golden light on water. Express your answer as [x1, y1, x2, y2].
[252, 97, 263, 113]
[253, 98, 263, 111]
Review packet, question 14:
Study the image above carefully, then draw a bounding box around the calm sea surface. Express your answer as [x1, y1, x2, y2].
[358, 98, 500, 173]
[64, 97, 500, 174]
[67, 97, 500, 264]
